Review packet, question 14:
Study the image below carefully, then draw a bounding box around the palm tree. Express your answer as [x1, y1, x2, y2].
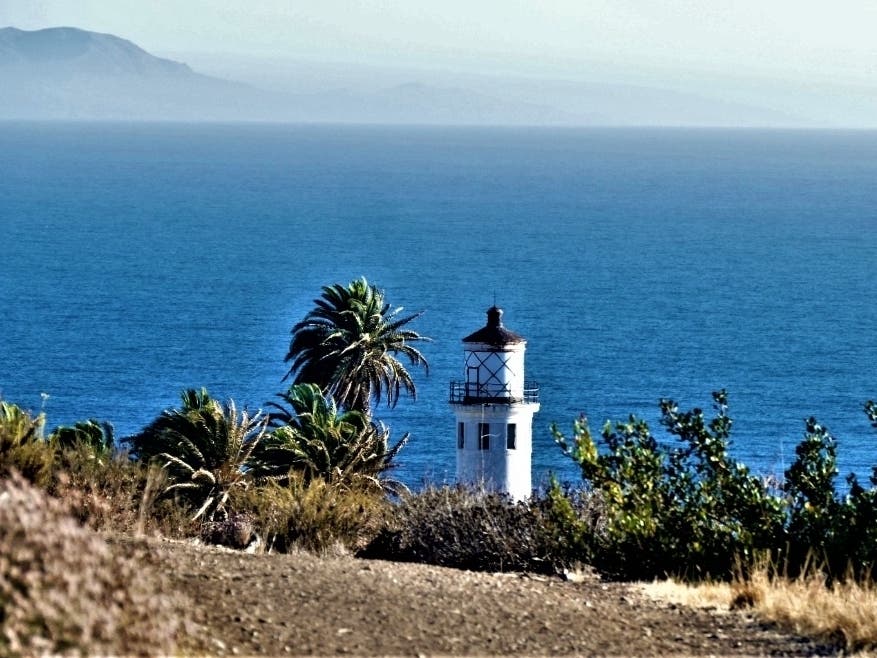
[127, 388, 218, 464]
[0, 401, 53, 484]
[50, 419, 115, 457]
[285, 278, 429, 417]
[251, 383, 408, 490]
[127, 389, 269, 521]
[0, 401, 45, 452]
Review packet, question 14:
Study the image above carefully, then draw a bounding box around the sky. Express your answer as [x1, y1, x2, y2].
[3, 0, 877, 86]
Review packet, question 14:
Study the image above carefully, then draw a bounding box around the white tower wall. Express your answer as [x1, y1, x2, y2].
[454, 402, 539, 501]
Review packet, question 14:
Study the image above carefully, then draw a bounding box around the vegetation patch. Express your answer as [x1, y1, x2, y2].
[363, 486, 565, 573]
[231, 476, 387, 553]
[551, 390, 877, 582]
[6, 278, 877, 654]
[644, 566, 877, 654]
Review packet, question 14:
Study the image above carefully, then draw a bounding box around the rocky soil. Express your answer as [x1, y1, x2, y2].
[136, 538, 837, 656]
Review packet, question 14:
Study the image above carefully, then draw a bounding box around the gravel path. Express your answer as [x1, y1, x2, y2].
[138, 539, 836, 656]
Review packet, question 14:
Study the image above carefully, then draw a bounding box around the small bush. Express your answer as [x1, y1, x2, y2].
[363, 486, 565, 574]
[0, 473, 183, 656]
[540, 479, 610, 568]
[230, 476, 387, 553]
[201, 512, 257, 549]
[0, 401, 45, 449]
[47, 445, 199, 538]
[49, 444, 145, 532]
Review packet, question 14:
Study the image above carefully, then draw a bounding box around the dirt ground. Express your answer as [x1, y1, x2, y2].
[140, 538, 837, 657]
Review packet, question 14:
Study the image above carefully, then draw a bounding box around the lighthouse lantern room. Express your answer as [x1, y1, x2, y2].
[449, 306, 539, 501]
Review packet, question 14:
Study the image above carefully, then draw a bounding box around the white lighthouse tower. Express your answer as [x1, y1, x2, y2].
[450, 306, 540, 501]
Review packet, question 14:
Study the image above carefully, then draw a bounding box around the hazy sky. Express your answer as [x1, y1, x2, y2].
[3, 0, 877, 84]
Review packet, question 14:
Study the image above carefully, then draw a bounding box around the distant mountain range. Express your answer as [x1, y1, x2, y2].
[0, 26, 813, 126]
[0, 27, 285, 121]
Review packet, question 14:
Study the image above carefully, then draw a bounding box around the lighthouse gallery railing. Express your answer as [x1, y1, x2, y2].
[448, 381, 539, 404]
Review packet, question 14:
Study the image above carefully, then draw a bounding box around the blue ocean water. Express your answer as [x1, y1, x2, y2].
[2, 122, 876, 489]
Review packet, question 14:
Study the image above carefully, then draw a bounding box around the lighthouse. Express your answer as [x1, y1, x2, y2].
[449, 306, 540, 501]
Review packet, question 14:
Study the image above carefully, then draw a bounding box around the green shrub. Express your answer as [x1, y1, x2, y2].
[783, 418, 842, 572]
[550, 391, 877, 582]
[552, 391, 785, 580]
[658, 391, 786, 576]
[540, 478, 609, 568]
[838, 400, 877, 575]
[783, 408, 877, 579]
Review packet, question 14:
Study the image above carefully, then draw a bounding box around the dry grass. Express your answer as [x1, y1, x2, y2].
[750, 571, 877, 653]
[47, 448, 200, 542]
[642, 570, 877, 654]
[641, 577, 735, 612]
[230, 476, 388, 554]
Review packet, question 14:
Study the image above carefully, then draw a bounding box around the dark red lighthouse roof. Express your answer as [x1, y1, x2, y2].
[462, 306, 525, 346]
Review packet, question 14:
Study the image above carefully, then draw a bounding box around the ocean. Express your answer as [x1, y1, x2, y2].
[2, 122, 876, 489]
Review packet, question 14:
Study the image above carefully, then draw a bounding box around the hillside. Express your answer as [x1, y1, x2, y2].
[0, 25, 190, 75]
[144, 537, 832, 656]
[0, 26, 285, 120]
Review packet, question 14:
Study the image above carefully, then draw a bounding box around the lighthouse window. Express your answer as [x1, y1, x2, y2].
[478, 423, 490, 450]
[507, 424, 517, 450]
[457, 423, 465, 449]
